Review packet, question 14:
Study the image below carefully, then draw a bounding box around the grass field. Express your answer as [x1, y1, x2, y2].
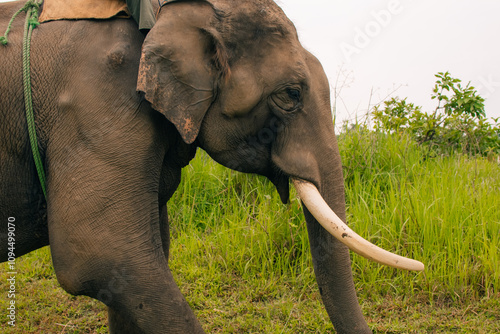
[1, 129, 499, 333]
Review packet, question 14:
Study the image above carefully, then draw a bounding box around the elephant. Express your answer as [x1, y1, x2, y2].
[0, 0, 423, 333]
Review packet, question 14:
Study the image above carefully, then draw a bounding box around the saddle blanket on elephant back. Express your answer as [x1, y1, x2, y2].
[39, 0, 130, 22]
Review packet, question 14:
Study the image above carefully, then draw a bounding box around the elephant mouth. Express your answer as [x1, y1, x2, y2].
[268, 169, 290, 204]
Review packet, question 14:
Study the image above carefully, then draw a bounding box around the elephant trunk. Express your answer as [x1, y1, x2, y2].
[303, 207, 372, 333]
[293, 148, 373, 333]
[289, 144, 423, 332]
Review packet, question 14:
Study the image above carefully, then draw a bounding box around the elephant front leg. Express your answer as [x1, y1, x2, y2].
[48, 194, 204, 333]
[46, 165, 204, 333]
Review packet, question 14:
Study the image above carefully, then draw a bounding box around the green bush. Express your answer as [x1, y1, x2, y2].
[372, 72, 500, 157]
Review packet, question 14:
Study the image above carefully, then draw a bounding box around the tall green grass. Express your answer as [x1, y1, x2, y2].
[168, 152, 314, 296]
[338, 128, 499, 303]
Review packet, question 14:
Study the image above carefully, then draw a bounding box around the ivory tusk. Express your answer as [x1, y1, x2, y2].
[292, 178, 425, 271]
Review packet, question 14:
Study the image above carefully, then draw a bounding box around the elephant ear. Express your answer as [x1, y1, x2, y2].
[137, 1, 228, 144]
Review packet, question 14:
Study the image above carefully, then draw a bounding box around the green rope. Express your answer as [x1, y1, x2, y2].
[22, 0, 46, 198]
[2, 0, 46, 197]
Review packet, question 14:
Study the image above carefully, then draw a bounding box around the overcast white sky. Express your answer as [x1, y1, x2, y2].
[2, 0, 499, 125]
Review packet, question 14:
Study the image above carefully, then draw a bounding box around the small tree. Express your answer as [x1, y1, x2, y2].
[372, 72, 500, 157]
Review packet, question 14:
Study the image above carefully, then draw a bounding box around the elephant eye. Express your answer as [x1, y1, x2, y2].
[286, 88, 301, 102]
[271, 87, 302, 112]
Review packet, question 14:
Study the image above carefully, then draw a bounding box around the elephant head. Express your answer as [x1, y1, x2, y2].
[137, 0, 423, 332]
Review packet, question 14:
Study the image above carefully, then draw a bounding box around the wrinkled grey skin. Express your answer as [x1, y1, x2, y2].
[0, 0, 372, 333]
